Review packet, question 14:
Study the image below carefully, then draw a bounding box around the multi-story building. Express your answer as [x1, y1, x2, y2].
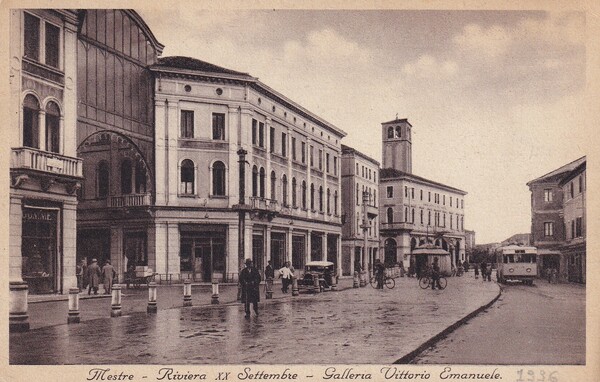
[340, 144, 380, 276]
[9, 9, 82, 331]
[75, 10, 164, 280]
[527, 156, 585, 282]
[464, 229, 476, 262]
[559, 160, 585, 283]
[149, 56, 346, 280]
[378, 118, 467, 275]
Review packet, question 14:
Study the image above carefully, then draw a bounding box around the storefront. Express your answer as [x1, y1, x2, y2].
[180, 225, 227, 282]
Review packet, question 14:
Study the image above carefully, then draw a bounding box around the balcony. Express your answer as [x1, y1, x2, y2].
[109, 193, 151, 207]
[380, 222, 414, 232]
[11, 147, 82, 178]
[249, 197, 279, 221]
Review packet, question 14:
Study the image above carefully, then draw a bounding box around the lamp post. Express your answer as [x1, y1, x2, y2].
[360, 191, 370, 286]
[235, 148, 249, 301]
[211, 280, 219, 304]
[147, 282, 157, 313]
[111, 285, 122, 317]
[183, 279, 192, 307]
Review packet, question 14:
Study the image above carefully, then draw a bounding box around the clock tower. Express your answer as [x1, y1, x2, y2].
[382, 117, 412, 173]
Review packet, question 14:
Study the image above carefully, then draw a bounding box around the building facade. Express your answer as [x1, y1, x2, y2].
[149, 56, 346, 280]
[340, 145, 380, 276]
[75, 10, 164, 281]
[9, 9, 82, 330]
[527, 156, 585, 283]
[378, 118, 467, 275]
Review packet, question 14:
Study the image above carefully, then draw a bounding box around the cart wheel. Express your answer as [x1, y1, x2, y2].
[419, 277, 430, 289]
[438, 277, 447, 290]
[385, 277, 395, 289]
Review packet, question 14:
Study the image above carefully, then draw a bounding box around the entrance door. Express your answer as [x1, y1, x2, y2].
[252, 234, 264, 275]
[271, 232, 286, 270]
[194, 240, 212, 282]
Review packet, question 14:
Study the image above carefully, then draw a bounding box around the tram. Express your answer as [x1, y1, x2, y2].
[495, 245, 538, 285]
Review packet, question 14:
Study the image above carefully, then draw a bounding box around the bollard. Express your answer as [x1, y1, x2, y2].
[111, 285, 122, 317]
[67, 287, 80, 324]
[266, 278, 274, 299]
[359, 270, 367, 287]
[313, 274, 321, 293]
[353, 271, 359, 288]
[211, 280, 219, 304]
[331, 275, 338, 291]
[291, 275, 299, 296]
[183, 279, 192, 307]
[147, 282, 157, 313]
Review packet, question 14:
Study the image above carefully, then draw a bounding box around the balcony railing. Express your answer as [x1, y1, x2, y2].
[249, 197, 279, 211]
[380, 222, 414, 231]
[109, 193, 151, 207]
[11, 147, 82, 178]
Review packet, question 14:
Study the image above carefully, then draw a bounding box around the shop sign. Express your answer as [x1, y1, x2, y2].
[23, 208, 57, 222]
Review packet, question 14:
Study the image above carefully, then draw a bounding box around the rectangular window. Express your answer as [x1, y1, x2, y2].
[450, 197, 453, 207]
[428, 192, 431, 202]
[292, 137, 296, 160]
[334, 157, 338, 175]
[570, 220, 575, 239]
[544, 189, 553, 202]
[405, 186, 408, 198]
[387, 186, 393, 198]
[270, 127, 275, 153]
[569, 182, 574, 198]
[326, 153, 330, 173]
[578, 175, 584, 193]
[310, 145, 314, 166]
[443, 195, 445, 205]
[461, 199, 464, 209]
[252, 119, 257, 145]
[319, 150, 323, 170]
[301, 142, 306, 163]
[281, 132, 287, 156]
[259, 122, 265, 147]
[180, 110, 194, 138]
[212, 113, 225, 140]
[420, 190, 423, 201]
[45, 22, 60, 68]
[411, 188, 415, 199]
[24, 13, 40, 61]
[544, 222, 554, 237]
[575, 217, 582, 237]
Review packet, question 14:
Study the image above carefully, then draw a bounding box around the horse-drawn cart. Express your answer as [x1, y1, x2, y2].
[125, 266, 155, 288]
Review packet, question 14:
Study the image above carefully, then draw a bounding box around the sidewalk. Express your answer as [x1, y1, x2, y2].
[11, 273, 501, 364]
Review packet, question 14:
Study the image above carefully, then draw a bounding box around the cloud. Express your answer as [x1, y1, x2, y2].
[453, 24, 512, 58]
[402, 54, 459, 78]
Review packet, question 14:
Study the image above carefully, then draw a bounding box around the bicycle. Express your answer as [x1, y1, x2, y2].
[370, 275, 395, 289]
[418, 275, 447, 290]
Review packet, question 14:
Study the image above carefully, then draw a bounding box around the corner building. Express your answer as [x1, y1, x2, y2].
[378, 118, 467, 273]
[150, 57, 346, 280]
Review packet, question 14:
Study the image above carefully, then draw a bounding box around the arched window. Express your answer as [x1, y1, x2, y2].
[252, 166, 258, 197]
[319, 186, 323, 212]
[310, 183, 315, 210]
[23, 94, 40, 148]
[97, 160, 110, 198]
[212, 161, 226, 196]
[180, 159, 194, 195]
[334, 190, 338, 215]
[326, 188, 331, 214]
[302, 180, 307, 209]
[282, 175, 288, 206]
[387, 126, 394, 139]
[135, 162, 146, 194]
[270, 171, 277, 200]
[259, 167, 265, 198]
[120, 159, 133, 194]
[395, 126, 401, 138]
[45, 101, 60, 153]
[292, 177, 297, 207]
[387, 207, 394, 224]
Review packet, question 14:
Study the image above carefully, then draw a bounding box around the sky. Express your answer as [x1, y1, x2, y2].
[138, 7, 587, 244]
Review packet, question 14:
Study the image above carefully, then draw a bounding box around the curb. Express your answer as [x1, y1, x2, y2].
[393, 283, 503, 364]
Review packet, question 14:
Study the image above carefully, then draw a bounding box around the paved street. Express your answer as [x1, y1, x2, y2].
[412, 279, 585, 364]
[11, 275, 499, 364]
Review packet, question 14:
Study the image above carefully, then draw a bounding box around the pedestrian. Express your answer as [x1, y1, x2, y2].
[76, 259, 87, 292]
[374, 259, 385, 289]
[474, 264, 479, 279]
[239, 258, 261, 318]
[480, 262, 487, 283]
[102, 260, 116, 294]
[431, 257, 441, 290]
[87, 258, 102, 295]
[463, 261, 469, 273]
[279, 261, 293, 293]
[399, 261, 405, 277]
[265, 260, 275, 281]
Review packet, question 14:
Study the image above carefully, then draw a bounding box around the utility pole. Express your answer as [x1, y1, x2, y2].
[235, 148, 249, 300]
[361, 191, 370, 275]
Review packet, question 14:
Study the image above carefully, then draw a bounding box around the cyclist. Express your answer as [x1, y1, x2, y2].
[431, 257, 442, 290]
[374, 259, 385, 289]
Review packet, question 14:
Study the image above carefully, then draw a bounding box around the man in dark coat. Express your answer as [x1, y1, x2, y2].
[240, 258, 261, 318]
[87, 258, 102, 295]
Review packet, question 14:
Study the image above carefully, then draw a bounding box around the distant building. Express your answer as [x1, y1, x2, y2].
[526, 156, 586, 283]
[500, 233, 531, 247]
[378, 118, 467, 276]
[341, 144, 380, 275]
[464, 229, 476, 261]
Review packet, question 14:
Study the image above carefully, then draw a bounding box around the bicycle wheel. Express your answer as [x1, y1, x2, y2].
[438, 277, 447, 290]
[385, 277, 395, 289]
[419, 277, 430, 289]
[369, 276, 377, 288]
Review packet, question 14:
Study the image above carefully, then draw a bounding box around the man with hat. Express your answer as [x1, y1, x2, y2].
[239, 258, 261, 318]
[102, 259, 116, 294]
[87, 258, 102, 295]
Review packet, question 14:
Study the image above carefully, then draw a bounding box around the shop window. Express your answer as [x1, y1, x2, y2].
[180, 110, 194, 138]
[23, 94, 40, 148]
[21, 207, 58, 294]
[120, 159, 133, 194]
[97, 161, 110, 198]
[124, 232, 147, 267]
[212, 161, 226, 196]
[44, 101, 61, 153]
[212, 113, 225, 140]
[180, 159, 195, 195]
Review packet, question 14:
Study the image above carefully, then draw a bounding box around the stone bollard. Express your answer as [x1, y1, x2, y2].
[313, 274, 321, 293]
[147, 282, 157, 313]
[67, 287, 81, 324]
[9, 281, 30, 332]
[266, 278, 274, 299]
[111, 285, 122, 317]
[291, 275, 299, 296]
[183, 279, 192, 307]
[353, 272, 360, 288]
[331, 275, 338, 291]
[359, 270, 367, 287]
[211, 280, 219, 304]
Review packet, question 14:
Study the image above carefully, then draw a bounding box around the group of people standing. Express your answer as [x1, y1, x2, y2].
[76, 258, 117, 295]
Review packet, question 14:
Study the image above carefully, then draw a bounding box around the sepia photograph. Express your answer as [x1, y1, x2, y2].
[2, 0, 597, 380]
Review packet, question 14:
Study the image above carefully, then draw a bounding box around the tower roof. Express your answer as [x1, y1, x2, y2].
[382, 118, 412, 126]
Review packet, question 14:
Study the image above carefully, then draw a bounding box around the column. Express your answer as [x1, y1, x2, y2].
[228, 224, 239, 282]
[154, 98, 167, 205]
[62, 20, 78, 158]
[166, 100, 179, 203]
[9, 195, 29, 331]
[306, 230, 312, 263]
[337, 235, 342, 277]
[286, 228, 293, 263]
[265, 117, 272, 200]
[38, 110, 46, 152]
[265, 226, 272, 263]
[62, 200, 78, 290]
[322, 233, 327, 261]
[306, 138, 312, 219]
[228, 106, 241, 207]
